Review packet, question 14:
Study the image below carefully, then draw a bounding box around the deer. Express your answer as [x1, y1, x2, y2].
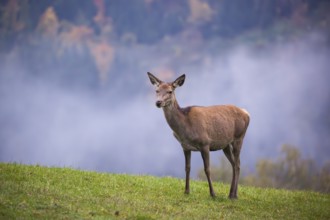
[147, 72, 250, 199]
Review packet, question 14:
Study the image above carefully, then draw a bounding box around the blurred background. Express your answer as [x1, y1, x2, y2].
[0, 0, 329, 192]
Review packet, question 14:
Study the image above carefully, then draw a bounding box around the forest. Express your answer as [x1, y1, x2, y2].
[1, 0, 329, 88]
[1, 0, 329, 193]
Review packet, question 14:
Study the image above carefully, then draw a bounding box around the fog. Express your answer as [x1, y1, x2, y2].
[1, 32, 329, 178]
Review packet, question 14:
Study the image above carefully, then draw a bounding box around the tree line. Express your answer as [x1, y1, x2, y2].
[198, 145, 330, 193]
[1, 0, 329, 88]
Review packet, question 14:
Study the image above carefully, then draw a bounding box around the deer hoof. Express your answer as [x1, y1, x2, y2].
[229, 194, 238, 199]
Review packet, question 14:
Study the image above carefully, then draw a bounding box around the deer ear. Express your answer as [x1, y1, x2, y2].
[172, 74, 185, 88]
[147, 72, 162, 86]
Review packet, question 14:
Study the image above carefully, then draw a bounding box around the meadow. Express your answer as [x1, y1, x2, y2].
[0, 163, 329, 219]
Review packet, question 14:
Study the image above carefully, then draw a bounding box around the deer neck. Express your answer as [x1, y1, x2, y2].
[162, 99, 187, 135]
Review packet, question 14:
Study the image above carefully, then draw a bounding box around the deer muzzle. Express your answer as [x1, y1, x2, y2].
[156, 101, 162, 108]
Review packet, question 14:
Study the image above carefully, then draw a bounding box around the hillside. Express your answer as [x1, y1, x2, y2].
[0, 163, 329, 219]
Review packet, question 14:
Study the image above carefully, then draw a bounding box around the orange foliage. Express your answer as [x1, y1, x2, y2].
[187, 0, 213, 25]
[59, 25, 93, 53]
[37, 7, 59, 38]
[93, 0, 113, 36]
[93, 0, 106, 25]
[36, 4, 115, 85]
[2, 0, 26, 32]
[88, 40, 114, 84]
[64, 26, 93, 41]
[59, 25, 114, 84]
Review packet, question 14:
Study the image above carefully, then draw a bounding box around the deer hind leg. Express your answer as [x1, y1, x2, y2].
[223, 140, 242, 199]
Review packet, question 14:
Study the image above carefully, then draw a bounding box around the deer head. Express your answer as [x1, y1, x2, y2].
[147, 72, 185, 108]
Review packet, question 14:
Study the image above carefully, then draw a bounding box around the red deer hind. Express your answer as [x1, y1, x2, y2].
[147, 72, 250, 199]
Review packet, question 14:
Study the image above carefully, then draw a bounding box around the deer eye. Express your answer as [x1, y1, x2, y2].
[167, 91, 173, 94]
[156, 90, 160, 93]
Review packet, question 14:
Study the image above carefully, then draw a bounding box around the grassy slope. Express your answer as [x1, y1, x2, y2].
[0, 163, 329, 220]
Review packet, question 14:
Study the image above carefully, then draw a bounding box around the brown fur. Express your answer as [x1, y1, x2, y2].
[147, 72, 250, 199]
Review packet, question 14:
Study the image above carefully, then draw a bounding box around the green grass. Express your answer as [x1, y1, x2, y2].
[0, 163, 329, 219]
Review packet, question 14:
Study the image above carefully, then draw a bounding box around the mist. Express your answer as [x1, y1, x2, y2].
[1, 31, 329, 178]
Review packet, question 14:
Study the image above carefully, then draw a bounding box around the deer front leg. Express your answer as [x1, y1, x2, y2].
[201, 146, 215, 197]
[183, 149, 191, 194]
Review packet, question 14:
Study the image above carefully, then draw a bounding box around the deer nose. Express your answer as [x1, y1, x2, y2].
[156, 101, 162, 108]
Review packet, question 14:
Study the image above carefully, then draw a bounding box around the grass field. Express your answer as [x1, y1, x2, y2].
[0, 163, 329, 219]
